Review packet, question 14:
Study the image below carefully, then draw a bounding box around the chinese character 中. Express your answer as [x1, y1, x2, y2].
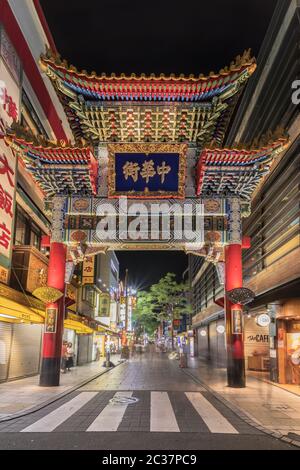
[140, 160, 156, 183]
[0, 184, 13, 217]
[157, 161, 171, 183]
[123, 161, 140, 182]
[0, 222, 11, 249]
[0, 154, 14, 188]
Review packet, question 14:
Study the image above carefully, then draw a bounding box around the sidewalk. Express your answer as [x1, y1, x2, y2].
[0, 354, 122, 419]
[187, 357, 300, 438]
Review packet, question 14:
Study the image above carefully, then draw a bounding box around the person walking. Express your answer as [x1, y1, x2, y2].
[61, 341, 68, 373]
[66, 342, 74, 371]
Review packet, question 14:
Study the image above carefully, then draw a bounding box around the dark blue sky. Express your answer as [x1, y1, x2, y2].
[39, 0, 278, 285]
[40, 0, 277, 76]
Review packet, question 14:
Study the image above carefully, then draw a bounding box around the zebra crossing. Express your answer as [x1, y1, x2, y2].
[0, 390, 249, 434]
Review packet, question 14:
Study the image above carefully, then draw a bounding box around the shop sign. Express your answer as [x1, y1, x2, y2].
[0, 43, 20, 272]
[256, 313, 270, 327]
[199, 329, 207, 337]
[0, 265, 8, 283]
[216, 325, 225, 334]
[231, 309, 243, 334]
[82, 256, 95, 285]
[98, 292, 110, 317]
[246, 334, 269, 343]
[45, 307, 57, 333]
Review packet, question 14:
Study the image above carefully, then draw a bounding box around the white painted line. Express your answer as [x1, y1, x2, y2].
[21, 392, 98, 433]
[185, 392, 239, 434]
[150, 391, 180, 432]
[86, 391, 133, 432]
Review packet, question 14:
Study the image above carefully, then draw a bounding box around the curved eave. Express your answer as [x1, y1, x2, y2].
[40, 53, 256, 102]
[200, 137, 289, 165]
[40, 52, 256, 84]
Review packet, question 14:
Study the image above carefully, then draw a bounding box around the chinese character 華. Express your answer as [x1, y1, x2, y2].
[140, 160, 156, 183]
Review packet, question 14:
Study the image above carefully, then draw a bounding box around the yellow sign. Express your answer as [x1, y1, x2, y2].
[82, 256, 95, 285]
[0, 266, 8, 284]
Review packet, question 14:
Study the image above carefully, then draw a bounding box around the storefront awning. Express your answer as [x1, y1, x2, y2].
[0, 295, 44, 324]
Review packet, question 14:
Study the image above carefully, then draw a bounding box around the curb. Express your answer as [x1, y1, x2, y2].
[0, 359, 126, 423]
[182, 368, 300, 449]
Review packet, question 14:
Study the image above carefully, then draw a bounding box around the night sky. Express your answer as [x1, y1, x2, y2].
[40, 0, 277, 286]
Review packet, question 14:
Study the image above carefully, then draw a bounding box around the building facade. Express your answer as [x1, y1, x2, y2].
[0, 0, 120, 381]
[191, 0, 300, 385]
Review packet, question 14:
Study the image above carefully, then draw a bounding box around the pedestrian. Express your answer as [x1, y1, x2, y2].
[66, 342, 74, 371]
[61, 340, 68, 373]
[95, 345, 101, 361]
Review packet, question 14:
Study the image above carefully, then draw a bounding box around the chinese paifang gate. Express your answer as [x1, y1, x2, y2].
[3, 48, 289, 387]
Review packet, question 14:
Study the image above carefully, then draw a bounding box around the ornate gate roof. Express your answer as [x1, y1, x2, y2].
[40, 49, 256, 146]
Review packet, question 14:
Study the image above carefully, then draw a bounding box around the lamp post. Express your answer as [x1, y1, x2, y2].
[121, 268, 130, 359]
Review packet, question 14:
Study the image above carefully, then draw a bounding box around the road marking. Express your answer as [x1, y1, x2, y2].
[185, 392, 239, 434]
[150, 391, 180, 432]
[87, 391, 133, 432]
[20, 392, 98, 433]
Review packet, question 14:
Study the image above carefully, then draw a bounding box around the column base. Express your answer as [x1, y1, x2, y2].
[227, 358, 246, 388]
[39, 357, 61, 386]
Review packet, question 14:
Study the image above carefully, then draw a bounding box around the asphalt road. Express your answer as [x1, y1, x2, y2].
[0, 351, 296, 450]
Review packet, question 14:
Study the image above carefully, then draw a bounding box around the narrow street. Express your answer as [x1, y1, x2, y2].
[0, 352, 295, 450]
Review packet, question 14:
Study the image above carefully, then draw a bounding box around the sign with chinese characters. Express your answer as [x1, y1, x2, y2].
[231, 309, 243, 334]
[108, 143, 186, 198]
[81, 256, 95, 285]
[98, 292, 110, 317]
[0, 265, 8, 283]
[45, 307, 58, 333]
[0, 29, 21, 275]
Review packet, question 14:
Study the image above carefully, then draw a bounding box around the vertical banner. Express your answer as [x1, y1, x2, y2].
[0, 26, 21, 282]
[98, 293, 110, 317]
[231, 309, 243, 334]
[45, 307, 58, 333]
[81, 256, 95, 285]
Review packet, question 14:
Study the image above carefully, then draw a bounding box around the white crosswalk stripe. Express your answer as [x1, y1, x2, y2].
[87, 391, 133, 431]
[150, 391, 180, 432]
[185, 392, 238, 434]
[20, 392, 98, 433]
[15, 391, 239, 434]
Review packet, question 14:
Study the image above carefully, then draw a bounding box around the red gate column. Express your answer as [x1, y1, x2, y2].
[40, 197, 67, 387]
[225, 198, 245, 388]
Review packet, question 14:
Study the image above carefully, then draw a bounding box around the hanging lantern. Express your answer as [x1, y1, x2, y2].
[226, 287, 255, 305]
